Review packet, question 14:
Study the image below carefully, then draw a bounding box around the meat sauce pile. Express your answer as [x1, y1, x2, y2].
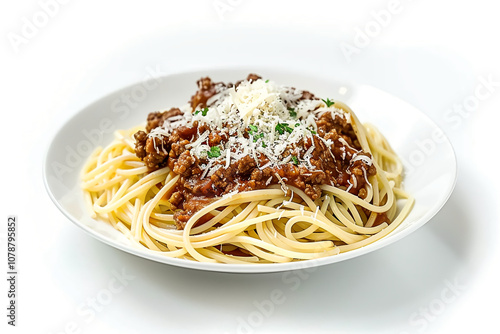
[134, 74, 378, 229]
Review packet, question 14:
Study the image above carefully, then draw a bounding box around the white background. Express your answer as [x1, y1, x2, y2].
[1, 0, 499, 333]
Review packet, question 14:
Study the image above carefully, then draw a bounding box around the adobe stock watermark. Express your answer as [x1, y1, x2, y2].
[399, 276, 467, 333]
[443, 74, 499, 128]
[50, 65, 165, 183]
[228, 260, 319, 334]
[7, 0, 72, 54]
[213, 0, 245, 21]
[47, 267, 135, 334]
[339, 0, 408, 63]
[399, 127, 448, 177]
[400, 74, 499, 175]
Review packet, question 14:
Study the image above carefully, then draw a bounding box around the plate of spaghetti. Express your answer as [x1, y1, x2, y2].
[44, 69, 456, 273]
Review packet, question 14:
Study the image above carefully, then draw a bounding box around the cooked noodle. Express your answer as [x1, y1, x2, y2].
[81, 101, 413, 264]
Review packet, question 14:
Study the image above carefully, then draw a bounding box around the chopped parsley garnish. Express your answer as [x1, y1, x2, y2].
[295, 123, 300, 127]
[275, 123, 285, 135]
[265, 79, 269, 83]
[253, 132, 264, 142]
[291, 155, 299, 165]
[248, 124, 258, 134]
[194, 107, 209, 116]
[262, 142, 267, 148]
[309, 129, 317, 135]
[248, 125, 264, 142]
[288, 107, 297, 118]
[275, 123, 294, 135]
[322, 98, 335, 107]
[206, 146, 221, 158]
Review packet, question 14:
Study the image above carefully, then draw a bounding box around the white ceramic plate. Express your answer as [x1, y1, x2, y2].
[43, 68, 457, 273]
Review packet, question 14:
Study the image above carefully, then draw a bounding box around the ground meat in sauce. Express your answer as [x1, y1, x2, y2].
[189, 77, 226, 110]
[134, 74, 377, 229]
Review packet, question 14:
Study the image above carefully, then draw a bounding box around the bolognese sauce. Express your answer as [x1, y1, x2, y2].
[134, 74, 376, 229]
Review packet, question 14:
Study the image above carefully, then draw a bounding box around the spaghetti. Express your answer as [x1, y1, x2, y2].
[81, 74, 414, 264]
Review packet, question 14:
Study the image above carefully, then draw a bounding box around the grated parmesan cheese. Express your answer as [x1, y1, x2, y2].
[146, 77, 361, 180]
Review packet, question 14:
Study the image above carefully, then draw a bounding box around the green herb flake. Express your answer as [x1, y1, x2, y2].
[288, 108, 297, 118]
[206, 146, 221, 158]
[322, 98, 335, 107]
[309, 129, 317, 135]
[262, 142, 267, 148]
[275, 123, 285, 135]
[249, 125, 264, 142]
[194, 107, 209, 116]
[291, 155, 299, 165]
[275, 123, 294, 135]
[265, 79, 269, 83]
